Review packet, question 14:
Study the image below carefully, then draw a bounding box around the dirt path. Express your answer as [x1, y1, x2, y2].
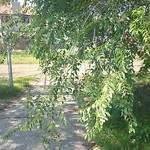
[0, 64, 93, 150]
[0, 59, 143, 78]
[0, 64, 41, 77]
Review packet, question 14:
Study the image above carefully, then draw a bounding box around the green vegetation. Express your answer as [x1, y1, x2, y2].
[10, 50, 38, 64]
[1, 0, 149, 149]
[1, 50, 38, 64]
[0, 77, 36, 110]
[93, 74, 150, 149]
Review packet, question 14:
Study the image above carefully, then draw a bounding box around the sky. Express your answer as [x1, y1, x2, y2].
[18, 0, 24, 6]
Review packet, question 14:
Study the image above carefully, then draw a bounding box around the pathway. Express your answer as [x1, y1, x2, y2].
[0, 64, 93, 150]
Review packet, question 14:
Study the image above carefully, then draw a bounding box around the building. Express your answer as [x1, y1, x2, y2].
[0, 1, 31, 49]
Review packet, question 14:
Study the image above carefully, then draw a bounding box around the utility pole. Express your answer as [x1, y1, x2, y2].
[7, 43, 13, 87]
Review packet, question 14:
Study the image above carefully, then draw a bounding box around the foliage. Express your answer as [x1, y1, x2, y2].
[93, 74, 150, 149]
[0, 49, 6, 64]
[2, 0, 150, 149]
[0, 13, 23, 64]
[0, 0, 12, 4]
[130, 6, 150, 77]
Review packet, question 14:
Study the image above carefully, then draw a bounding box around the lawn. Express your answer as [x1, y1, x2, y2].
[4, 50, 38, 64]
[0, 50, 38, 110]
[0, 77, 36, 111]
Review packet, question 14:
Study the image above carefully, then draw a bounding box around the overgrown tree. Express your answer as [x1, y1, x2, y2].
[3, 0, 150, 149]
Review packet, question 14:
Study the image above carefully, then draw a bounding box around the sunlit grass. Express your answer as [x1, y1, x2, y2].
[4, 50, 39, 64]
[0, 77, 37, 110]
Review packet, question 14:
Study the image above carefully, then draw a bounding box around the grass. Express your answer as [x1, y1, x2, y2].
[0, 76, 37, 111]
[4, 50, 39, 64]
[0, 50, 38, 110]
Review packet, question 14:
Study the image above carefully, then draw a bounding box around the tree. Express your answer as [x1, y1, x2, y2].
[0, 0, 12, 3]
[3, 0, 150, 149]
[0, 14, 22, 87]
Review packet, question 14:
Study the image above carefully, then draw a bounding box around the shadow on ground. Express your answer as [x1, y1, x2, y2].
[0, 80, 93, 150]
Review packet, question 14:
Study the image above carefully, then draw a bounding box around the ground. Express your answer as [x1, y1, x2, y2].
[0, 64, 41, 77]
[0, 59, 143, 77]
[0, 63, 93, 150]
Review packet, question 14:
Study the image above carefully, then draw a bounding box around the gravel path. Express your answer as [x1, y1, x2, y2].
[0, 64, 93, 150]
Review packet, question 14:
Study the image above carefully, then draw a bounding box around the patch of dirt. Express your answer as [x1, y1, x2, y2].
[0, 64, 41, 78]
